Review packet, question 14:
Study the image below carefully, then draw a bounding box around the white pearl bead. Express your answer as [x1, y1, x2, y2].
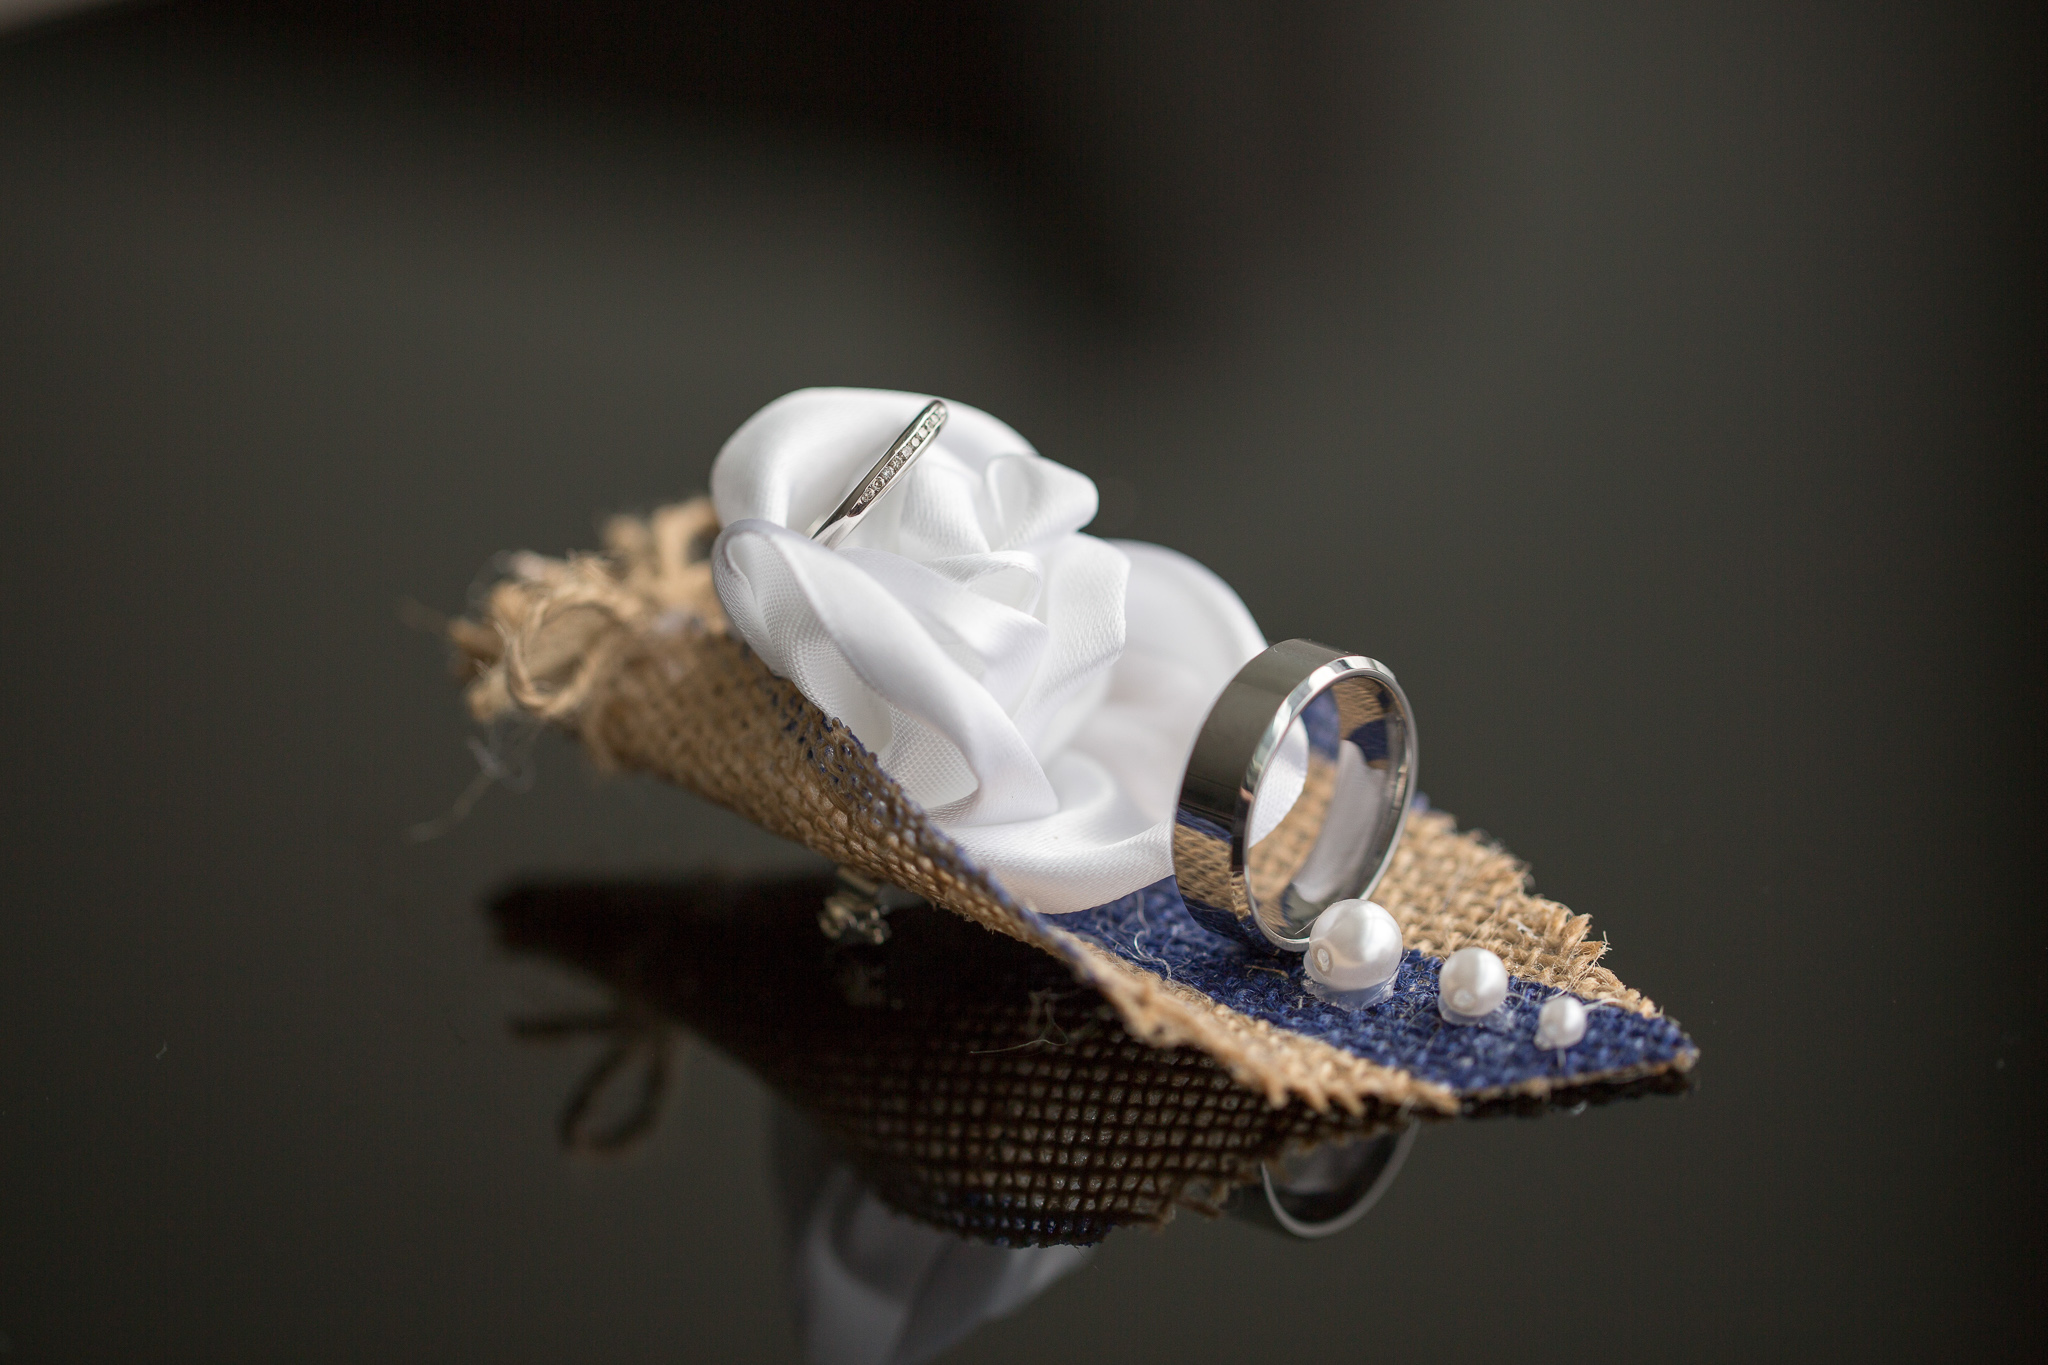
[1437, 946, 1508, 1024]
[1306, 899, 1403, 994]
[1535, 994, 1588, 1049]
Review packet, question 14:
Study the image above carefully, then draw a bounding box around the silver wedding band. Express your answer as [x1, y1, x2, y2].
[1173, 639, 1418, 952]
[808, 400, 948, 549]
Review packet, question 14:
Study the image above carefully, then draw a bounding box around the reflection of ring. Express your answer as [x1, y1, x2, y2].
[1173, 639, 1418, 952]
[807, 400, 948, 549]
[1230, 1125, 1418, 1239]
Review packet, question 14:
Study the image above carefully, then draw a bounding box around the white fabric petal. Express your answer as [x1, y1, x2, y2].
[710, 388, 1265, 913]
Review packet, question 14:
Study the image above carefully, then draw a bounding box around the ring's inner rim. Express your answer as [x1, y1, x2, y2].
[1241, 667, 1413, 947]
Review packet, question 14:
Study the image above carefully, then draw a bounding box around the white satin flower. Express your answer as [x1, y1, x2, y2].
[710, 388, 1264, 914]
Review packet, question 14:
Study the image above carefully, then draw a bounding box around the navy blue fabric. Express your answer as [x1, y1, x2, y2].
[1354, 716, 1390, 763]
[1055, 878, 1694, 1099]
[1302, 688, 1340, 756]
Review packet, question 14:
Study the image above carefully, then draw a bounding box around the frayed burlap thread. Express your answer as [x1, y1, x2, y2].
[455, 500, 1693, 1117]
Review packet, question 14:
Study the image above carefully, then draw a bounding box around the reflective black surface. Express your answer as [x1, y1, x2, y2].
[1, 2, 2041, 1360]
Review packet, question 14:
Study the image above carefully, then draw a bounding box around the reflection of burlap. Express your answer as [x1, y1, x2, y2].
[1246, 755, 1335, 908]
[455, 500, 1665, 1117]
[1332, 679, 1387, 732]
[494, 874, 1400, 1245]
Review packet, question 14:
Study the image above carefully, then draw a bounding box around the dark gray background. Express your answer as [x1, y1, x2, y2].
[1, 2, 2040, 1360]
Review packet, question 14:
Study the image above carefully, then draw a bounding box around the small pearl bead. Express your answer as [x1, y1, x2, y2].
[1437, 946, 1508, 1024]
[1306, 899, 1403, 994]
[1535, 994, 1588, 1049]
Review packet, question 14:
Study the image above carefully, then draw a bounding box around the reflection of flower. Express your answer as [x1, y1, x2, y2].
[777, 1106, 1095, 1365]
[712, 388, 1264, 914]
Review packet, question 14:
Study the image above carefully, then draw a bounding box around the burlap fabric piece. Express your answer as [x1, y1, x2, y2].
[451, 499, 1696, 1118]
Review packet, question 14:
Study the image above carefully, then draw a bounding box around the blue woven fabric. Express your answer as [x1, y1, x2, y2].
[1054, 878, 1694, 1099]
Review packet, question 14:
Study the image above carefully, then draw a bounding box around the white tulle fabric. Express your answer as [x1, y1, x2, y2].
[710, 388, 1266, 914]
